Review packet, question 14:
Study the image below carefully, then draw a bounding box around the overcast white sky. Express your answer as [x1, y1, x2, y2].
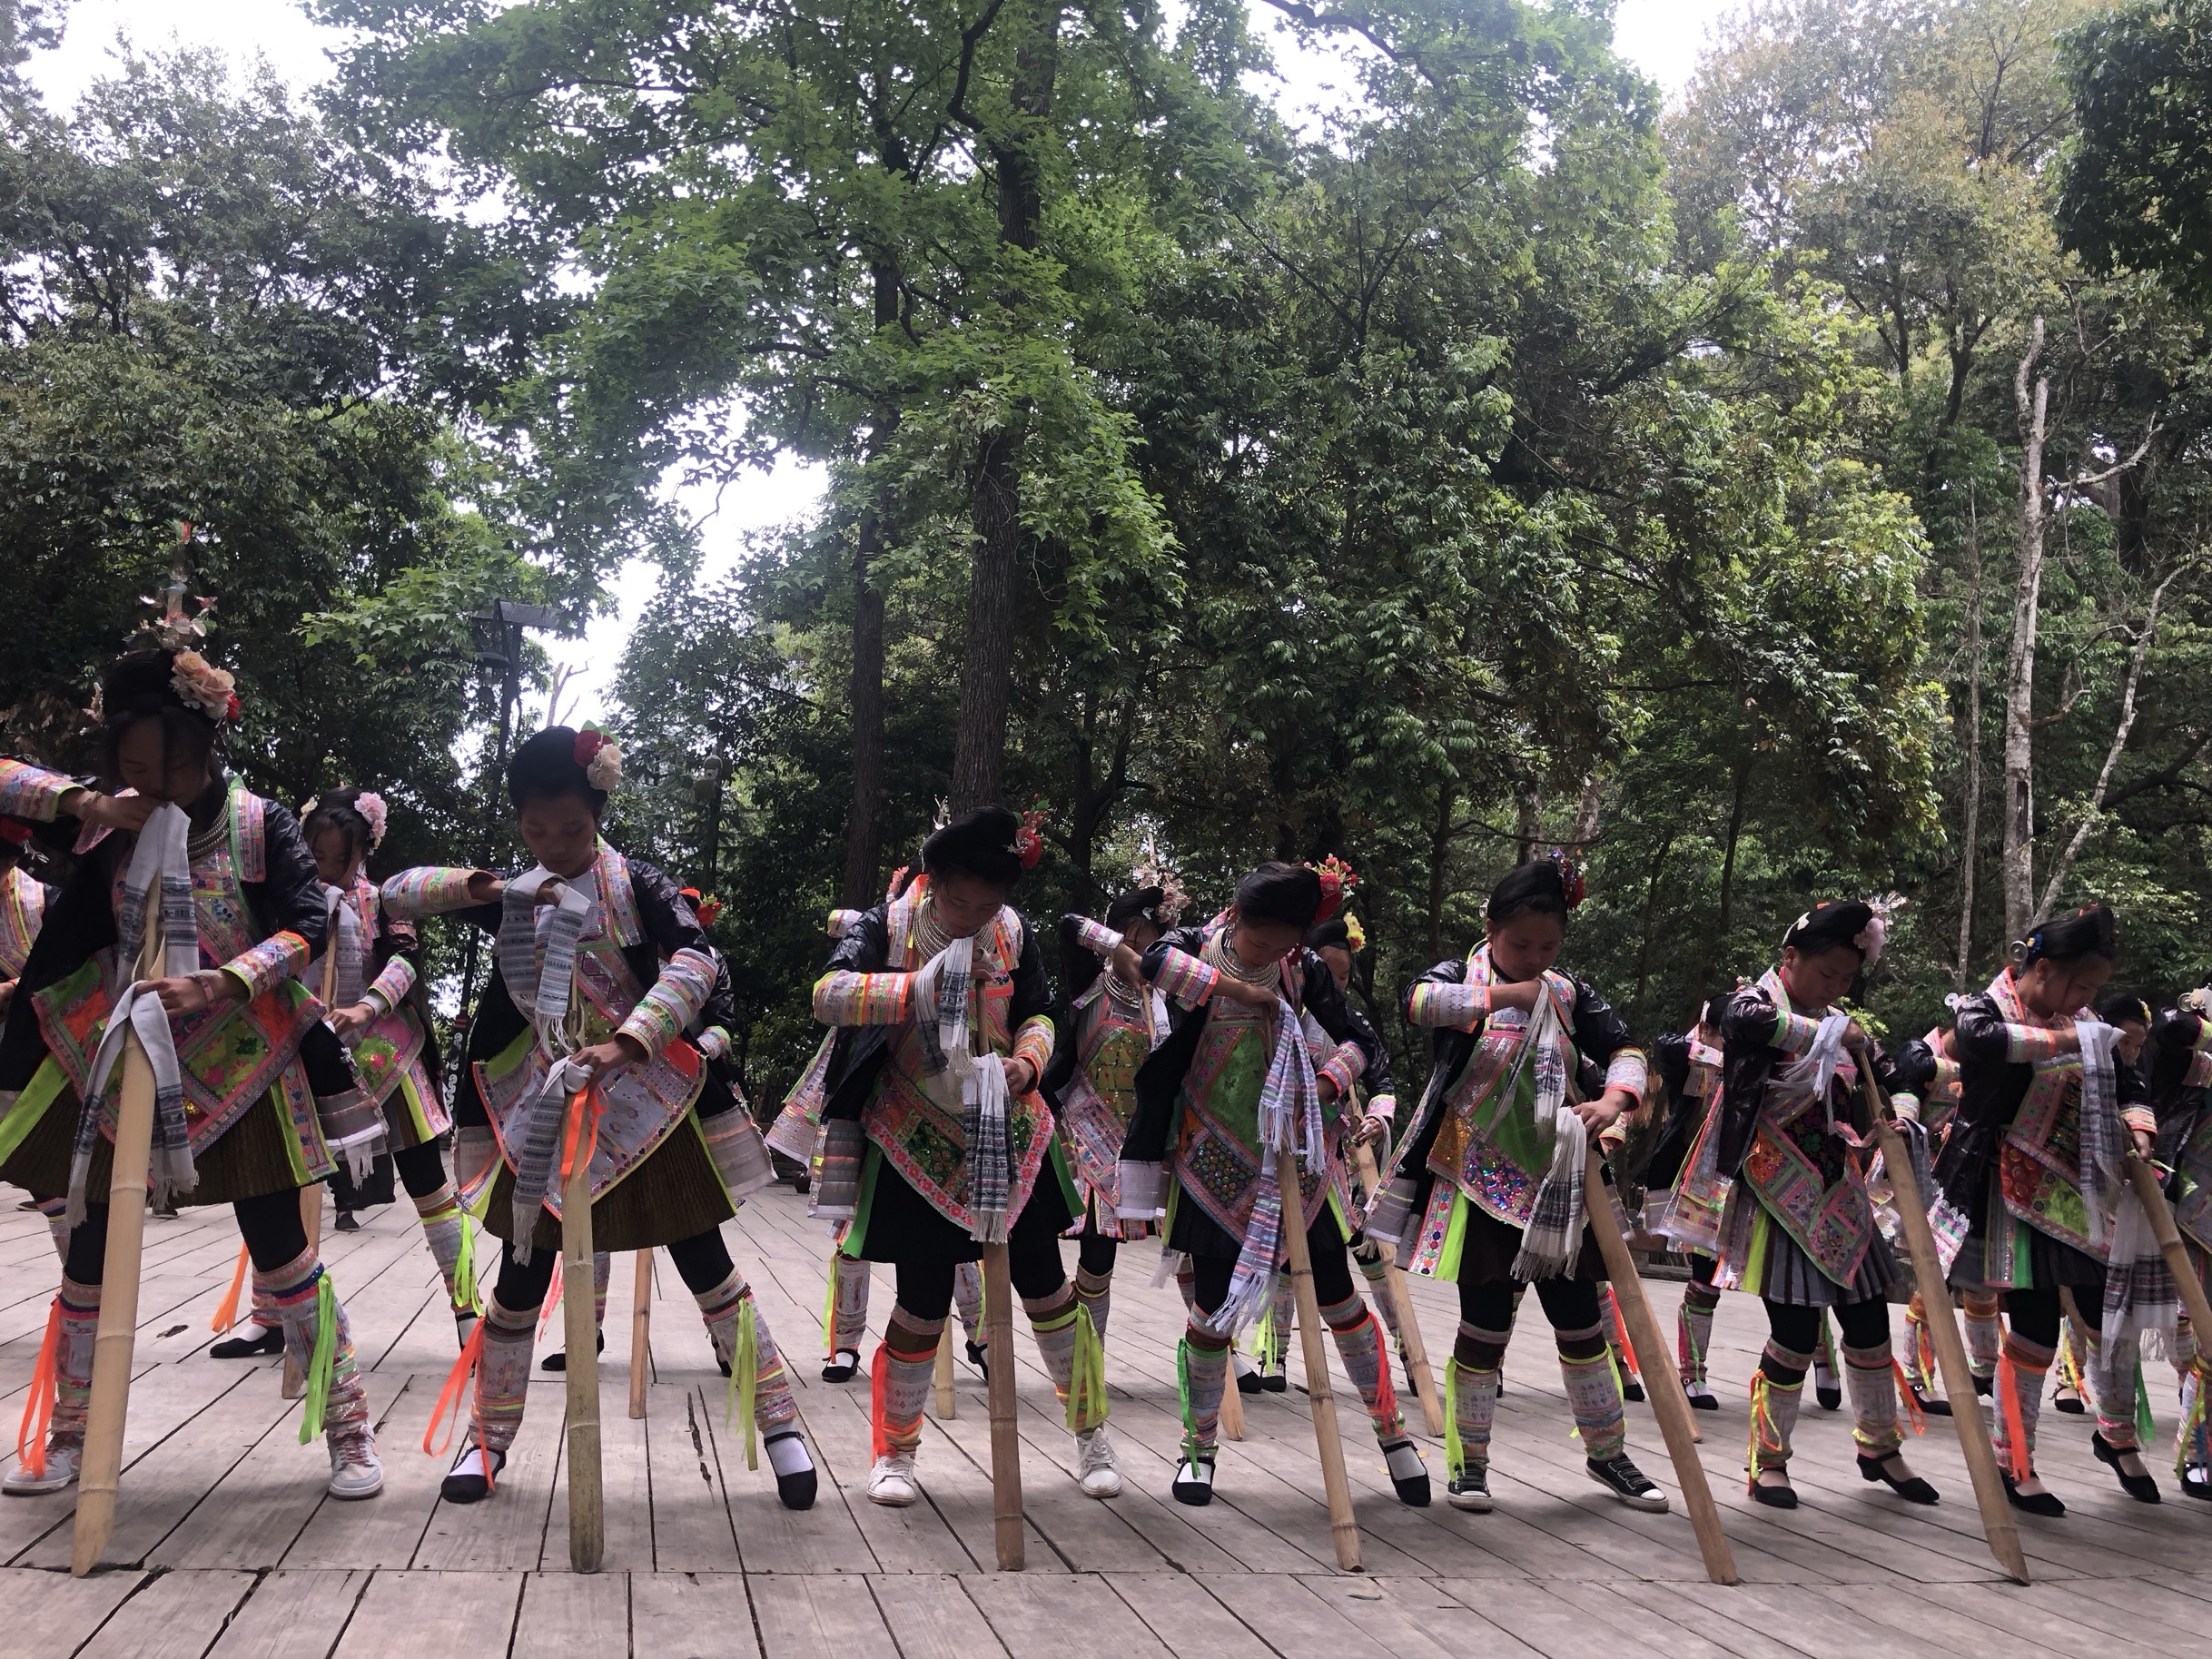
[25, 0, 1742, 726]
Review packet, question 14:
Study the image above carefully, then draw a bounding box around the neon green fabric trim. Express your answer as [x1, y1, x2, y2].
[1435, 1191, 1471, 1283]
[0, 1058, 68, 1164]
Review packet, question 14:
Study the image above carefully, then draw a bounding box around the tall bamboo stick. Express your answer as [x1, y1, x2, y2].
[981, 1241, 1023, 1569]
[563, 1091, 603, 1572]
[1281, 1198, 1363, 1572]
[627, 1249, 652, 1420]
[1350, 1141, 1445, 1436]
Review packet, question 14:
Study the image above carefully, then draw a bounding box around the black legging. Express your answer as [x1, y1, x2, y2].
[2001, 1272, 2105, 1349]
[1188, 1210, 1355, 1316]
[393, 1141, 449, 1201]
[1458, 1274, 1605, 1358]
[65, 1189, 309, 1285]
[1760, 1297, 1890, 1380]
[491, 1225, 734, 1313]
[1077, 1204, 1117, 1279]
[894, 1187, 1069, 1320]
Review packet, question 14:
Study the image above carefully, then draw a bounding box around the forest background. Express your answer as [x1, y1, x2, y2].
[6, 0, 2212, 1108]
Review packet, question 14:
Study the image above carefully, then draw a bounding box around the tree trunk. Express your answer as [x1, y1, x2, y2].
[1954, 489, 1985, 992]
[949, 0, 1062, 813]
[1714, 753, 1753, 956]
[1514, 782, 1543, 864]
[841, 264, 902, 898]
[2002, 318, 2048, 948]
[1633, 833, 1676, 1023]
[1567, 773, 1604, 849]
[1426, 775, 1455, 961]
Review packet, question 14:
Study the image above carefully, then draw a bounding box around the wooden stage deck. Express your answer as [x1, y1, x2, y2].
[0, 1182, 2200, 1659]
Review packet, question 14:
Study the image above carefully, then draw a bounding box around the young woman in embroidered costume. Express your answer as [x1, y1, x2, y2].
[1933, 902, 2166, 1515]
[1118, 861, 1427, 1510]
[1373, 856, 1661, 1515]
[385, 726, 815, 1510]
[211, 786, 478, 1363]
[771, 885, 989, 1384]
[1041, 878, 1182, 1392]
[1683, 901, 1940, 1510]
[0, 647, 384, 1499]
[2148, 984, 2212, 1498]
[1882, 1019, 1961, 1417]
[1644, 992, 1729, 1412]
[806, 805, 1121, 1506]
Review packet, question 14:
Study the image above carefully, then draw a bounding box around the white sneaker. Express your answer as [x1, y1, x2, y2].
[867, 1453, 919, 1506]
[328, 1443, 384, 1500]
[1075, 1424, 1122, 1498]
[3, 1443, 79, 1496]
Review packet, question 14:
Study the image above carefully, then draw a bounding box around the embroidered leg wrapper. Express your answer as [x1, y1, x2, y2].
[1843, 1339, 1904, 1456]
[1350, 1233, 1403, 1343]
[474, 1295, 538, 1457]
[1556, 1318, 1626, 1461]
[2083, 1325, 2139, 1451]
[1024, 1284, 1109, 1434]
[410, 1180, 472, 1313]
[953, 1260, 984, 1348]
[35, 1198, 70, 1266]
[830, 1250, 871, 1356]
[1749, 1340, 1812, 1473]
[1680, 1279, 1722, 1387]
[1320, 1292, 1404, 1444]
[696, 1269, 797, 1432]
[1447, 1322, 1509, 1476]
[45, 1278, 100, 1455]
[1961, 1291, 2002, 1380]
[1994, 1331, 2055, 1480]
[874, 1310, 943, 1459]
[262, 1248, 371, 1457]
[1178, 1323, 1231, 1460]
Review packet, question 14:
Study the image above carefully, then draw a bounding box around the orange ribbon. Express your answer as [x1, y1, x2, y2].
[1891, 1358, 1927, 1436]
[424, 1318, 489, 1489]
[211, 1241, 250, 1333]
[2000, 1354, 2033, 1483]
[16, 1299, 61, 1478]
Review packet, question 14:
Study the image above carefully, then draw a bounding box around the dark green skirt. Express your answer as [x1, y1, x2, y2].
[2, 1082, 303, 1207]
[483, 1112, 734, 1254]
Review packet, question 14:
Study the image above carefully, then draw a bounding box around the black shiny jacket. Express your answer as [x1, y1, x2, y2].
[1712, 982, 1929, 1180]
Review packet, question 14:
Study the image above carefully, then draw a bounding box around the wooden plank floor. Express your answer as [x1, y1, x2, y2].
[0, 1181, 2200, 1658]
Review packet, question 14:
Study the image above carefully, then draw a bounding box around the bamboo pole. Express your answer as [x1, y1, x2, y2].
[1861, 1077, 2029, 1585]
[563, 1092, 604, 1572]
[1281, 1194, 1363, 1572]
[933, 1319, 956, 1419]
[281, 1185, 321, 1399]
[981, 1241, 1023, 1570]
[1219, 1346, 1246, 1440]
[627, 1250, 652, 1420]
[1350, 1141, 1445, 1437]
[1582, 1150, 1738, 1585]
[71, 930, 162, 1576]
[2124, 1151, 2212, 1346]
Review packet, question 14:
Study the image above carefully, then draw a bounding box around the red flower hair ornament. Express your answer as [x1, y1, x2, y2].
[1548, 847, 1586, 908]
[1015, 806, 1047, 871]
[573, 726, 624, 790]
[1308, 854, 1358, 923]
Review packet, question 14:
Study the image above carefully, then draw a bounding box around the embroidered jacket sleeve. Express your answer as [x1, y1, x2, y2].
[1303, 950, 1396, 1112]
[1140, 925, 1218, 1009]
[380, 866, 502, 933]
[827, 907, 863, 938]
[1952, 989, 2070, 1064]
[618, 860, 717, 1059]
[222, 801, 321, 999]
[1404, 957, 1484, 1030]
[813, 905, 911, 1026]
[2118, 1053, 2157, 1138]
[0, 759, 104, 858]
[1880, 1038, 1938, 1122]
[1569, 976, 1644, 1095]
[2150, 1010, 2211, 1110]
[1008, 918, 1055, 1080]
[1057, 913, 1120, 1007]
[363, 910, 422, 1016]
[1721, 982, 1820, 1055]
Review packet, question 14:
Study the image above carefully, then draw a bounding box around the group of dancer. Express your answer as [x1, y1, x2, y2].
[0, 613, 2207, 1546]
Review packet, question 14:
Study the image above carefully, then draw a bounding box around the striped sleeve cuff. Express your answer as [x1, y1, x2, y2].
[0, 758, 79, 822]
[1406, 980, 1485, 1029]
[697, 1026, 732, 1061]
[1366, 1091, 1397, 1120]
[363, 954, 416, 1016]
[222, 932, 309, 1000]
[380, 867, 483, 919]
[1604, 1048, 1649, 1096]
[1770, 1007, 1822, 1052]
[826, 908, 861, 938]
[2187, 1052, 2212, 1091]
[1318, 1041, 1366, 1101]
[1073, 918, 1122, 958]
[2122, 1106, 2158, 1138]
[2003, 1022, 2069, 1062]
[813, 968, 913, 1026]
[619, 946, 717, 1059]
[1012, 1015, 1054, 1084]
[1151, 947, 1218, 1007]
[1933, 1056, 1960, 1095]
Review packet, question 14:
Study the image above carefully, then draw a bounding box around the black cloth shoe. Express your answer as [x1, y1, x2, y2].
[1171, 1456, 1216, 1506]
[965, 1339, 990, 1379]
[1858, 1452, 1939, 1505]
[1815, 1383, 1842, 1412]
[2053, 1389, 2086, 1415]
[1750, 1471, 1798, 1509]
[1260, 1365, 1289, 1394]
[2180, 1463, 2212, 1501]
[1910, 1387, 1952, 1417]
[2001, 1473, 2065, 1516]
[765, 1430, 817, 1511]
[2093, 1433, 2161, 1504]
[440, 1447, 507, 1505]
[1972, 1372, 1994, 1397]
[210, 1327, 284, 1359]
[1621, 1375, 1645, 1403]
[540, 1332, 606, 1372]
[1382, 1438, 1430, 1506]
[1587, 1454, 1667, 1511]
[820, 1348, 859, 1382]
[334, 1211, 362, 1233]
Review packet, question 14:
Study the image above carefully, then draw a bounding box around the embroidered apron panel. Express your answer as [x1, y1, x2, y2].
[1740, 1083, 1874, 1288]
[1056, 1003, 1153, 1238]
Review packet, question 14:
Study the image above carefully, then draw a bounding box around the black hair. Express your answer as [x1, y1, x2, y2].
[2022, 904, 2118, 966]
[100, 649, 218, 780]
[1106, 885, 1166, 933]
[2095, 989, 2150, 1029]
[920, 806, 1024, 889]
[301, 786, 375, 865]
[508, 726, 607, 815]
[1783, 900, 1873, 961]
[1307, 917, 1351, 953]
[1234, 862, 1321, 929]
[1486, 859, 1568, 925]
